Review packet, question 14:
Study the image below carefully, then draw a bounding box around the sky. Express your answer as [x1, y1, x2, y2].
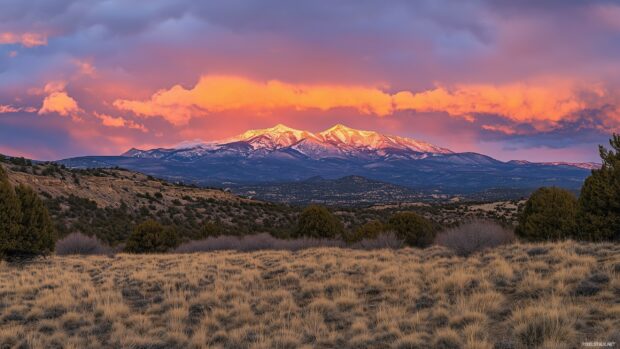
[1, 0, 619, 162]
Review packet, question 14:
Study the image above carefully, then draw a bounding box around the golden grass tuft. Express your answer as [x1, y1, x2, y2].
[0, 241, 618, 348]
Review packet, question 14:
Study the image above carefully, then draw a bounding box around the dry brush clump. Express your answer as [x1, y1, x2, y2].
[55, 232, 115, 256]
[0, 241, 618, 348]
[435, 219, 515, 256]
[174, 232, 404, 253]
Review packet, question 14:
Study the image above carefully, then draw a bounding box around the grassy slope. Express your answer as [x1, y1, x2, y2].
[0, 242, 618, 348]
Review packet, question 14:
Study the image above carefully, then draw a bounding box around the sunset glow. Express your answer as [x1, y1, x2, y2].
[1, 1, 619, 161]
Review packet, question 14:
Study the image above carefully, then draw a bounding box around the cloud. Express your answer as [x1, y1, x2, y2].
[38, 82, 80, 117]
[0, 32, 47, 47]
[392, 80, 606, 129]
[0, 105, 20, 113]
[0, 104, 37, 113]
[114, 75, 619, 133]
[1, 0, 619, 161]
[73, 59, 97, 77]
[114, 75, 394, 125]
[94, 112, 148, 132]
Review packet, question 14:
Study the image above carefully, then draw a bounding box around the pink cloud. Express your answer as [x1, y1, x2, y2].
[0, 32, 47, 47]
[0, 104, 37, 114]
[94, 112, 148, 132]
[38, 82, 81, 117]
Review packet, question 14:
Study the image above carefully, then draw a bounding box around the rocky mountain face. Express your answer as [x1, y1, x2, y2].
[122, 124, 453, 161]
[60, 124, 595, 196]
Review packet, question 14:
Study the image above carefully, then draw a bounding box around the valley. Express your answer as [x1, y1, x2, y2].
[1, 156, 522, 247]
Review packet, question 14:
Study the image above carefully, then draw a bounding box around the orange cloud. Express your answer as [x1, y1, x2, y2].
[94, 112, 148, 132]
[113, 75, 619, 131]
[393, 81, 591, 128]
[38, 82, 80, 117]
[0, 32, 47, 47]
[114, 75, 393, 125]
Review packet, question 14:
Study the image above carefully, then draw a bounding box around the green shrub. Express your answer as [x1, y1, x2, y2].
[13, 185, 56, 256]
[516, 187, 578, 241]
[349, 220, 385, 242]
[199, 220, 222, 239]
[387, 212, 435, 248]
[124, 220, 179, 253]
[295, 205, 344, 238]
[578, 134, 620, 241]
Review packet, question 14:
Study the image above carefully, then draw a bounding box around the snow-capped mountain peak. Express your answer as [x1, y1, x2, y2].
[317, 124, 452, 154]
[226, 123, 318, 149]
[319, 124, 379, 145]
[122, 123, 454, 159]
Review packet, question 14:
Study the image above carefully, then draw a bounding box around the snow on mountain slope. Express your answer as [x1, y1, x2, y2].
[120, 124, 599, 172]
[227, 124, 320, 150]
[317, 124, 452, 154]
[291, 137, 348, 159]
[222, 123, 453, 155]
[123, 123, 454, 160]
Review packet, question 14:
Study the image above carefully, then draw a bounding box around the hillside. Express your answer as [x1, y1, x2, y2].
[4, 163, 248, 209]
[0, 156, 524, 245]
[0, 159, 298, 244]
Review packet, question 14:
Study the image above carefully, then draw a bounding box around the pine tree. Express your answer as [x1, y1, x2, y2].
[516, 187, 578, 241]
[14, 184, 56, 255]
[0, 166, 22, 255]
[578, 134, 620, 241]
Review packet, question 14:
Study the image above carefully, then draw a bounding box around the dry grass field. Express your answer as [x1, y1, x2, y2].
[1, 242, 619, 349]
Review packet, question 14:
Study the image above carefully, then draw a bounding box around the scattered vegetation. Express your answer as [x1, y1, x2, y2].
[0, 242, 617, 348]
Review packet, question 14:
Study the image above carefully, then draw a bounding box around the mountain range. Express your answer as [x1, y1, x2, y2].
[59, 124, 597, 197]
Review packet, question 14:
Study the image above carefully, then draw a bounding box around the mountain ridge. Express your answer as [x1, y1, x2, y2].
[122, 123, 453, 160]
[121, 124, 598, 169]
[61, 123, 596, 197]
